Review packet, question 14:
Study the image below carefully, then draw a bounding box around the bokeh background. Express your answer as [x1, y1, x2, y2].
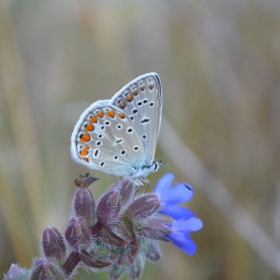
[1, 0, 280, 279]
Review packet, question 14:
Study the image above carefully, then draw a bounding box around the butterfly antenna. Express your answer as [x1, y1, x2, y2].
[159, 160, 193, 192]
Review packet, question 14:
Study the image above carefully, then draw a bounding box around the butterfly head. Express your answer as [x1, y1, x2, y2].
[151, 159, 161, 173]
[135, 159, 160, 178]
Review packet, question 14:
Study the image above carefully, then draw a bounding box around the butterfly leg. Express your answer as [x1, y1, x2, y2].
[116, 177, 126, 191]
[140, 176, 151, 193]
[133, 179, 144, 199]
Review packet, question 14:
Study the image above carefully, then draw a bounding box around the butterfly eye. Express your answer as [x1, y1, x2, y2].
[149, 102, 155, 107]
[133, 146, 139, 152]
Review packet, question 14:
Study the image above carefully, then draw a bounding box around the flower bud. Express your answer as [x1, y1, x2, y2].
[80, 249, 111, 269]
[73, 186, 95, 226]
[142, 218, 172, 241]
[91, 222, 130, 247]
[61, 252, 81, 276]
[30, 259, 65, 280]
[4, 264, 30, 280]
[144, 241, 161, 262]
[121, 219, 136, 244]
[96, 187, 122, 226]
[128, 257, 144, 279]
[65, 218, 91, 248]
[127, 244, 138, 264]
[73, 172, 98, 188]
[42, 227, 66, 264]
[127, 194, 160, 221]
[116, 254, 128, 266]
[118, 179, 135, 205]
[109, 264, 124, 280]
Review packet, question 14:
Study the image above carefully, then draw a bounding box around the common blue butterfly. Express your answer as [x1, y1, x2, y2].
[71, 73, 162, 183]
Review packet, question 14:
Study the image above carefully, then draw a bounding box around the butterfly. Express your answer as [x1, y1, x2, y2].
[70, 73, 162, 184]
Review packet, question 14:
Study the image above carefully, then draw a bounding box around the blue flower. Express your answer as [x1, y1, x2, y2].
[154, 173, 203, 255]
[167, 217, 203, 255]
[154, 173, 195, 220]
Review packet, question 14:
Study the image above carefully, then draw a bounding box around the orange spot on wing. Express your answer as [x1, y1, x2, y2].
[80, 146, 89, 156]
[80, 133, 91, 142]
[126, 94, 133, 102]
[132, 88, 138, 95]
[90, 116, 97, 123]
[107, 110, 115, 118]
[118, 112, 125, 119]
[139, 82, 145, 91]
[82, 157, 89, 162]
[85, 123, 94, 131]
[119, 102, 126, 109]
[97, 111, 104, 118]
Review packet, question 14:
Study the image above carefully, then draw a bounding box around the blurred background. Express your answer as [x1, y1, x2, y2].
[1, 0, 280, 279]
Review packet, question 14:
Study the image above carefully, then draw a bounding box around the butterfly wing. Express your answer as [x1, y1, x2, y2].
[70, 100, 146, 177]
[110, 73, 162, 166]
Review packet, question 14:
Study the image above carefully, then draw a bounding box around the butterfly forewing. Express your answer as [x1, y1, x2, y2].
[110, 73, 162, 166]
[71, 102, 146, 177]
